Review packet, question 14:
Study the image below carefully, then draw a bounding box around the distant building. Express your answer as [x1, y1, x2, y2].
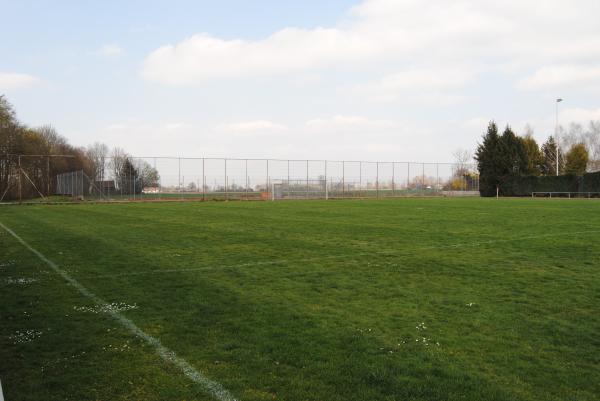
[142, 187, 160, 194]
[97, 180, 116, 191]
[588, 160, 600, 173]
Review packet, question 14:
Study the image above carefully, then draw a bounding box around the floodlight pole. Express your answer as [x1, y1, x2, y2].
[555, 98, 563, 176]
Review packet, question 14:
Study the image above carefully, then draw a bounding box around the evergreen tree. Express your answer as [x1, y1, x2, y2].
[119, 158, 141, 194]
[499, 126, 528, 176]
[475, 121, 502, 196]
[476, 123, 530, 196]
[520, 133, 543, 176]
[541, 136, 564, 175]
[564, 143, 589, 175]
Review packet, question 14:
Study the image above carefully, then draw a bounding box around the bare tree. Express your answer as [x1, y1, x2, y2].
[583, 121, 600, 161]
[559, 123, 583, 152]
[86, 142, 109, 194]
[554, 121, 600, 171]
[138, 160, 160, 189]
[452, 148, 473, 176]
[109, 147, 128, 190]
[86, 143, 109, 180]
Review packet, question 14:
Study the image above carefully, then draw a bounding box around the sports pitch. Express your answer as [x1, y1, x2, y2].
[1, 198, 599, 401]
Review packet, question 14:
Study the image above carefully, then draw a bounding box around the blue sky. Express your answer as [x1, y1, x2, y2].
[2, 0, 600, 161]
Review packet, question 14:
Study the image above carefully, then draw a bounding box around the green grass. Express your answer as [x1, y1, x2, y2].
[1, 198, 599, 401]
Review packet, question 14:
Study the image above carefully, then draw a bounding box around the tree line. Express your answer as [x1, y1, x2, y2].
[1, 95, 159, 201]
[475, 121, 599, 196]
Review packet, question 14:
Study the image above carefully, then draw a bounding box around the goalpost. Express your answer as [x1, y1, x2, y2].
[531, 191, 600, 198]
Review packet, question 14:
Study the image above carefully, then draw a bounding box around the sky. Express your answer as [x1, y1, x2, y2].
[2, 0, 600, 162]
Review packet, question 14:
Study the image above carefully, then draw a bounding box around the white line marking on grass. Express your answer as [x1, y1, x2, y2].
[0, 221, 237, 401]
[81, 229, 600, 280]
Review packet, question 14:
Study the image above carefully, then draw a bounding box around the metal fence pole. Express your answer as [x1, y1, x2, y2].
[392, 162, 395, 196]
[407, 162, 410, 191]
[342, 160, 345, 198]
[266, 159, 269, 200]
[325, 160, 328, 200]
[224, 158, 228, 201]
[245, 159, 248, 200]
[306, 160, 309, 199]
[436, 163, 440, 193]
[202, 158, 205, 201]
[376, 161, 379, 199]
[178, 157, 181, 200]
[46, 156, 50, 197]
[422, 163, 425, 189]
[153, 157, 157, 201]
[18, 155, 22, 203]
[359, 161, 362, 198]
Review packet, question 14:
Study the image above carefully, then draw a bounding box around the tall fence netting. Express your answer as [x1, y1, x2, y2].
[1, 155, 480, 203]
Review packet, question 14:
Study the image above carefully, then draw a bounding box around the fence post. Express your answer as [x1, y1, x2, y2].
[202, 158, 205, 201]
[178, 157, 181, 200]
[436, 163, 439, 193]
[245, 159, 248, 200]
[407, 162, 410, 191]
[153, 157, 157, 201]
[392, 162, 395, 196]
[266, 159, 269, 200]
[342, 161, 345, 198]
[47, 156, 50, 197]
[325, 160, 328, 200]
[224, 158, 228, 201]
[359, 161, 362, 198]
[306, 160, 309, 199]
[376, 161, 379, 199]
[422, 163, 425, 189]
[18, 155, 22, 203]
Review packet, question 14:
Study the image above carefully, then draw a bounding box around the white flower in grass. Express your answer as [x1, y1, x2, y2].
[9, 329, 42, 344]
[5, 277, 37, 285]
[73, 302, 138, 314]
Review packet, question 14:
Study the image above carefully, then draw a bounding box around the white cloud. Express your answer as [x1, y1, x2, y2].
[560, 107, 600, 123]
[164, 122, 187, 131]
[519, 65, 600, 90]
[353, 67, 475, 102]
[95, 44, 124, 57]
[142, 0, 600, 86]
[0, 72, 40, 89]
[106, 123, 128, 131]
[217, 120, 288, 135]
[141, 28, 373, 84]
[306, 115, 396, 131]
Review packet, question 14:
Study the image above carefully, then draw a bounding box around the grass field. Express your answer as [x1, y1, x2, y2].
[1, 198, 599, 401]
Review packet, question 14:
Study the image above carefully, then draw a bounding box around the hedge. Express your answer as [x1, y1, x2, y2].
[487, 171, 600, 197]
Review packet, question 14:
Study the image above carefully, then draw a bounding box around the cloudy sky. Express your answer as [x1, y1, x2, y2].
[2, 0, 600, 162]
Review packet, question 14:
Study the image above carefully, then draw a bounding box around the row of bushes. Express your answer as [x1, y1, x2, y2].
[498, 171, 600, 196]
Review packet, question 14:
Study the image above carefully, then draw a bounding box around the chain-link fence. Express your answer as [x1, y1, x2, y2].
[1, 155, 480, 203]
[1, 154, 81, 203]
